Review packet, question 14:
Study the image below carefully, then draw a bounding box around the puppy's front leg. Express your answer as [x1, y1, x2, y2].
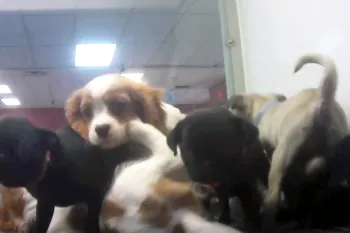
[217, 195, 231, 225]
[35, 199, 54, 233]
[85, 198, 102, 233]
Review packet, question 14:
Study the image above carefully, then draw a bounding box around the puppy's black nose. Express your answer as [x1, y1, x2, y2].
[95, 124, 110, 138]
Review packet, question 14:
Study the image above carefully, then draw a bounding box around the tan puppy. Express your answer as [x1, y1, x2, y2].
[227, 53, 348, 231]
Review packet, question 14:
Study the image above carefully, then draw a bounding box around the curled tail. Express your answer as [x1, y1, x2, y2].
[294, 53, 338, 104]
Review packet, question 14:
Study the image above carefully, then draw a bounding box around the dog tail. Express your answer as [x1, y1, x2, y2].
[294, 53, 338, 104]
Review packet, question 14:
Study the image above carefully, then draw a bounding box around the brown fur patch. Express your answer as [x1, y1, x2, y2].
[138, 195, 171, 228]
[66, 204, 88, 231]
[100, 199, 125, 221]
[65, 89, 91, 139]
[123, 80, 167, 135]
[0, 187, 26, 231]
[152, 178, 202, 213]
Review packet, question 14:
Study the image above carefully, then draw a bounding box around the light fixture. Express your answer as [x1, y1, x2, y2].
[1, 98, 20, 106]
[75, 44, 116, 67]
[0, 85, 12, 94]
[121, 72, 144, 82]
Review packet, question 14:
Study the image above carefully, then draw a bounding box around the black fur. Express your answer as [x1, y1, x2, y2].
[167, 107, 270, 231]
[0, 116, 150, 233]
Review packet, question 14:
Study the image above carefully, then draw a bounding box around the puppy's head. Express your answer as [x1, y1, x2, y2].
[226, 93, 286, 119]
[65, 74, 167, 149]
[167, 107, 259, 186]
[0, 117, 60, 187]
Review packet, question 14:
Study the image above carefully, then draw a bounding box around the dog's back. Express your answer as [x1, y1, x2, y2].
[26, 124, 151, 206]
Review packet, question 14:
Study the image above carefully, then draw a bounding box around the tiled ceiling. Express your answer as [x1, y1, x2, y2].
[0, 0, 225, 107]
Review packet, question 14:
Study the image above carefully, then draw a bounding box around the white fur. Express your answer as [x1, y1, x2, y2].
[83, 74, 184, 149]
[104, 120, 185, 233]
[162, 102, 186, 131]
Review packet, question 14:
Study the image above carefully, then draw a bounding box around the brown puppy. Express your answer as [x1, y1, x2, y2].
[228, 54, 348, 231]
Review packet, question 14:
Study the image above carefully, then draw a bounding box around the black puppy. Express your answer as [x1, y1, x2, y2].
[0, 116, 150, 233]
[166, 107, 270, 231]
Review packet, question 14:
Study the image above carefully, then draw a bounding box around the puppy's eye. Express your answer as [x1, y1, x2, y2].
[81, 104, 92, 119]
[107, 100, 128, 115]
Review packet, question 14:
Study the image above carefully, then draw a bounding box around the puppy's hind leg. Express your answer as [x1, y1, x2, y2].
[261, 131, 306, 232]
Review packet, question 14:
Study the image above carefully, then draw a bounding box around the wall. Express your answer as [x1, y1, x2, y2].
[238, 0, 350, 118]
[176, 80, 227, 113]
[0, 108, 66, 131]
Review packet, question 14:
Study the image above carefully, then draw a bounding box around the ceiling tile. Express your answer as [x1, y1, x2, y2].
[0, 0, 75, 11]
[76, 0, 132, 10]
[75, 10, 129, 44]
[33, 46, 75, 68]
[186, 0, 219, 14]
[13, 0, 75, 11]
[148, 36, 203, 65]
[0, 47, 33, 69]
[23, 13, 75, 45]
[113, 39, 159, 67]
[186, 29, 224, 66]
[121, 13, 180, 43]
[172, 13, 219, 42]
[148, 14, 219, 65]
[131, 0, 187, 13]
[0, 13, 27, 46]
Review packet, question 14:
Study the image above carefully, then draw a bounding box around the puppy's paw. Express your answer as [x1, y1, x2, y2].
[126, 118, 145, 139]
[13, 218, 28, 233]
[126, 118, 164, 144]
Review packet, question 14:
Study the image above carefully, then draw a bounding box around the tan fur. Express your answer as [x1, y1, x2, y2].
[0, 186, 27, 232]
[151, 178, 203, 213]
[100, 200, 125, 223]
[65, 89, 90, 140]
[229, 54, 348, 229]
[65, 77, 168, 139]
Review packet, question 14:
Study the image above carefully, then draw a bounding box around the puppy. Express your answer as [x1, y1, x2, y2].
[103, 119, 243, 233]
[0, 117, 57, 187]
[227, 53, 348, 231]
[65, 73, 185, 149]
[167, 107, 270, 231]
[0, 117, 151, 233]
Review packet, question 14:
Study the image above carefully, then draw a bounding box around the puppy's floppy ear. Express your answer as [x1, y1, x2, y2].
[167, 121, 183, 156]
[127, 84, 168, 135]
[65, 89, 90, 140]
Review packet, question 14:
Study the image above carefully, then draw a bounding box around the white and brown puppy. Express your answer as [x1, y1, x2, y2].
[227, 54, 348, 230]
[102, 119, 241, 233]
[65, 73, 185, 149]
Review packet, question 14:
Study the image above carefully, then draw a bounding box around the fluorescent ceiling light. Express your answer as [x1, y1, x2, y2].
[1, 98, 20, 106]
[75, 44, 116, 67]
[121, 72, 144, 82]
[0, 85, 12, 94]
